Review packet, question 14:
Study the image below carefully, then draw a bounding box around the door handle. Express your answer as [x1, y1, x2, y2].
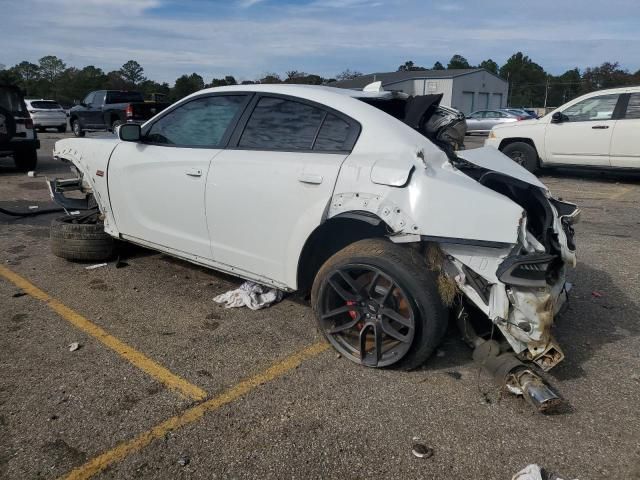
[298, 173, 323, 185]
[185, 168, 203, 177]
[592, 125, 609, 129]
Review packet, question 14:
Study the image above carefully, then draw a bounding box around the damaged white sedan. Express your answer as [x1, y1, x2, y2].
[50, 84, 579, 411]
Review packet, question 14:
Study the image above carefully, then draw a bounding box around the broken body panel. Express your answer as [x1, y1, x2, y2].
[51, 84, 579, 371]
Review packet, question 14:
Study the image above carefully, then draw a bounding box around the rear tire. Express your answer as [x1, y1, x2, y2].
[72, 119, 85, 137]
[50, 216, 115, 262]
[111, 119, 123, 133]
[14, 149, 37, 172]
[311, 238, 448, 370]
[501, 142, 539, 173]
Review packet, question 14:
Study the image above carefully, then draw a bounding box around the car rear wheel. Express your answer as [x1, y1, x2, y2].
[14, 149, 37, 172]
[111, 119, 123, 133]
[501, 142, 539, 173]
[50, 215, 115, 262]
[311, 238, 448, 370]
[72, 119, 85, 137]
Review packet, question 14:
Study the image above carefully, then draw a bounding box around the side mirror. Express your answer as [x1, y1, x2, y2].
[118, 123, 141, 142]
[551, 112, 566, 123]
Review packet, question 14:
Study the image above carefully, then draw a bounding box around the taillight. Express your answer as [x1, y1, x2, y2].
[125, 104, 133, 118]
[25, 118, 34, 129]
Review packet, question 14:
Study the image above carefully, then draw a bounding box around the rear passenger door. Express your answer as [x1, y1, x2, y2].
[610, 92, 640, 168]
[206, 95, 359, 287]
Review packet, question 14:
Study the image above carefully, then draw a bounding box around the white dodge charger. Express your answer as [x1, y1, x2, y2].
[50, 84, 579, 406]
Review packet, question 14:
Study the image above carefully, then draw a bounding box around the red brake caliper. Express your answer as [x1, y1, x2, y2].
[346, 300, 364, 330]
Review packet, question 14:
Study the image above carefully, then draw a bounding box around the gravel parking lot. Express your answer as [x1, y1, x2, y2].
[1, 130, 639, 479]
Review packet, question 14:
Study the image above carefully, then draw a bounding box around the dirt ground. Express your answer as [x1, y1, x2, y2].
[1, 131, 639, 479]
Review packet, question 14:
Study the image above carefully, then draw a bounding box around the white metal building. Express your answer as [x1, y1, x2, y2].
[332, 69, 509, 115]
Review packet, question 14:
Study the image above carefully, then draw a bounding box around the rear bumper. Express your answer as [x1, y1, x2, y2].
[34, 118, 67, 127]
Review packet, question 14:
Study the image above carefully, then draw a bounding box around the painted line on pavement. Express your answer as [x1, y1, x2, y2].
[61, 341, 329, 480]
[0, 264, 207, 401]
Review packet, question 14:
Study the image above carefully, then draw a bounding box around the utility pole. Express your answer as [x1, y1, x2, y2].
[543, 77, 550, 110]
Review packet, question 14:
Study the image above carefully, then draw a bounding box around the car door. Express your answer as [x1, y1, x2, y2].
[206, 95, 359, 287]
[76, 92, 95, 127]
[544, 93, 620, 166]
[86, 91, 106, 128]
[610, 92, 640, 168]
[466, 111, 485, 131]
[108, 93, 250, 259]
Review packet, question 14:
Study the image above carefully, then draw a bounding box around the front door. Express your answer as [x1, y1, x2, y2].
[206, 95, 357, 287]
[544, 93, 620, 166]
[610, 92, 640, 168]
[108, 94, 249, 259]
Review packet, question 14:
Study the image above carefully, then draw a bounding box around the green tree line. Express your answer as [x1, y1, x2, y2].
[1, 53, 639, 108]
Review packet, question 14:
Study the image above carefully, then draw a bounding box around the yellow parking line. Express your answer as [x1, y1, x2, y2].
[61, 341, 329, 480]
[0, 264, 207, 402]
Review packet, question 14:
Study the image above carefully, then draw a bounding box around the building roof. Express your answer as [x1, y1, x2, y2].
[331, 68, 503, 89]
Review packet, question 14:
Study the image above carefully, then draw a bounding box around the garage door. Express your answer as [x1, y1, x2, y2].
[478, 93, 489, 110]
[461, 92, 474, 114]
[490, 93, 503, 109]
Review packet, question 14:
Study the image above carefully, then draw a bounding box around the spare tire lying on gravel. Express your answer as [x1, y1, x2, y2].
[50, 216, 114, 261]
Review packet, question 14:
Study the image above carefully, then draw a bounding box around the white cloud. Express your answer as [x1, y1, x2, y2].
[2, 0, 639, 83]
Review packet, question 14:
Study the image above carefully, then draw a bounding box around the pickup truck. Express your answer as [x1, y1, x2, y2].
[69, 90, 170, 137]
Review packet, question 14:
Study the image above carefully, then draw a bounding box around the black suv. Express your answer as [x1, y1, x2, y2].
[0, 84, 39, 171]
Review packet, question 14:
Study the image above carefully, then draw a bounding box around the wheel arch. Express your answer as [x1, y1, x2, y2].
[498, 137, 537, 152]
[296, 213, 389, 293]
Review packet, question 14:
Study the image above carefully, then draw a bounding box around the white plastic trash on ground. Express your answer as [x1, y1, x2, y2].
[512, 464, 577, 480]
[213, 281, 283, 310]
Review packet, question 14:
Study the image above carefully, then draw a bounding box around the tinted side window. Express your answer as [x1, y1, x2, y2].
[91, 92, 105, 107]
[314, 114, 351, 151]
[239, 97, 325, 150]
[624, 93, 640, 119]
[562, 94, 619, 122]
[147, 95, 246, 147]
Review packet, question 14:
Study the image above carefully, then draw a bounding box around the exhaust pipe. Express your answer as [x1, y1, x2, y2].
[456, 303, 564, 413]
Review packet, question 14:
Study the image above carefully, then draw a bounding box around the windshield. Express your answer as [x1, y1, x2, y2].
[0, 88, 27, 114]
[106, 91, 144, 104]
[30, 100, 62, 110]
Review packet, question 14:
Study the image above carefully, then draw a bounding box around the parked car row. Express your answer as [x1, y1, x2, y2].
[465, 108, 537, 134]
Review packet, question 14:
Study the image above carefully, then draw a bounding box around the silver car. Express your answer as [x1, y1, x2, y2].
[25, 99, 67, 133]
[465, 109, 522, 135]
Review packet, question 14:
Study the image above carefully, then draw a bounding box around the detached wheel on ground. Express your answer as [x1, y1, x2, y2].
[50, 215, 115, 261]
[501, 142, 539, 173]
[71, 119, 85, 137]
[311, 238, 448, 370]
[14, 149, 37, 172]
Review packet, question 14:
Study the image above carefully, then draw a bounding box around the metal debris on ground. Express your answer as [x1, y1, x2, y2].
[512, 464, 576, 480]
[68, 342, 81, 352]
[411, 443, 434, 459]
[213, 281, 283, 310]
[85, 263, 107, 270]
[177, 456, 190, 467]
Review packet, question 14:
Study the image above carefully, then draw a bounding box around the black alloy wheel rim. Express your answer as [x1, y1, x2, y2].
[318, 264, 416, 367]
[73, 121, 80, 135]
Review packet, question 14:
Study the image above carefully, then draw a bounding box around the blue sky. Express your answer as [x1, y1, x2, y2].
[2, 0, 639, 84]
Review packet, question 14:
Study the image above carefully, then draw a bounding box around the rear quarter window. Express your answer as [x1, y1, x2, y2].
[239, 97, 325, 150]
[314, 114, 351, 151]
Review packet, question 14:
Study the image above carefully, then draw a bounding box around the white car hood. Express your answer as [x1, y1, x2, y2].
[456, 146, 547, 190]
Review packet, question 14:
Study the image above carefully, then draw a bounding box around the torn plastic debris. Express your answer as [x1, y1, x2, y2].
[68, 342, 81, 352]
[512, 464, 576, 480]
[213, 281, 283, 310]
